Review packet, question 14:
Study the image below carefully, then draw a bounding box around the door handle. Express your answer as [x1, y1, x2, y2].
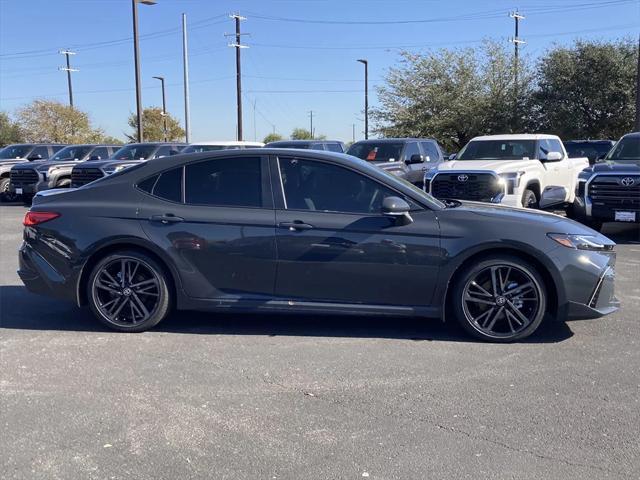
[279, 221, 314, 231]
[149, 214, 184, 224]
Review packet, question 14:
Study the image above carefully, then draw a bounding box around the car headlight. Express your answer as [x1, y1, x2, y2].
[547, 233, 614, 251]
[497, 171, 525, 194]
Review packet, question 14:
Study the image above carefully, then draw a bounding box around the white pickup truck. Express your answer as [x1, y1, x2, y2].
[424, 134, 589, 209]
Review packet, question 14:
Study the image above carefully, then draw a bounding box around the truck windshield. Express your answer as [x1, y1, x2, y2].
[182, 145, 228, 153]
[50, 145, 92, 161]
[606, 136, 640, 161]
[112, 144, 157, 160]
[564, 142, 612, 160]
[347, 142, 404, 162]
[0, 145, 33, 159]
[457, 140, 537, 160]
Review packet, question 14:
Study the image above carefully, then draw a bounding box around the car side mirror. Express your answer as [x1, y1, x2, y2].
[448, 153, 457, 160]
[27, 154, 43, 161]
[382, 196, 413, 225]
[406, 154, 423, 164]
[89, 155, 101, 160]
[544, 151, 563, 162]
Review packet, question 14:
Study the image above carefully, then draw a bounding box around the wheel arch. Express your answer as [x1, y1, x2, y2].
[77, 237, 182, 307]
[440, 244, 564, 323]
[524, 180, 541, 200]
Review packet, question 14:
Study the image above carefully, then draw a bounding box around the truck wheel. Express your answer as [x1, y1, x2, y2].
[522, 189, 538, 209]
[0, 177, 19, 203]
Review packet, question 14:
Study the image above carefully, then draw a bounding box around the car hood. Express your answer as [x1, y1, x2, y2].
[0, 157, 29, 166]
[585, 160, 640, 173]
[436, 159, 539, 173]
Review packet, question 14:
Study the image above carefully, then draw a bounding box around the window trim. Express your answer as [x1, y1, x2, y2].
[274, 155, 423, 216]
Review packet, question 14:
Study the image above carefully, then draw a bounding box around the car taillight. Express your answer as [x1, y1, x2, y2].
[23, 211, 60, 226]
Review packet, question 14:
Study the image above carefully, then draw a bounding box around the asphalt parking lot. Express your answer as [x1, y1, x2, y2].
[1, 204, 639, 479]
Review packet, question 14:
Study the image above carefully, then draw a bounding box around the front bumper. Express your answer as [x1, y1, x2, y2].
[573, 195, 640, 223]
[9, 180, 52, 195]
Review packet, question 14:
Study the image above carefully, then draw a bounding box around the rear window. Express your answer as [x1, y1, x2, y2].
[347, 142, 404, 162]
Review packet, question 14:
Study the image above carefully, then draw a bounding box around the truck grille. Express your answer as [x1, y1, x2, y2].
[588, 175, 640, 208]
[10, 168, 39, 186]
[431, 173, 501, 202]
[71, 167, 104, 187]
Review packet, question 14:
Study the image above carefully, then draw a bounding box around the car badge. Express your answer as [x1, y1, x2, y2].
[620, 177, 635, 187]
[457, 174, 469, 182]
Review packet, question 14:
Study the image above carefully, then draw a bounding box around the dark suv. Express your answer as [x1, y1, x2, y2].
[71, 142, 185, 187]
[0, 144, 66, 201]
[10, 144, 120, 201]
[573, 132, 640, 231]
[265, 140, 345, 153]
[564, 140, 615, 165]
[346, 138, 445, 186]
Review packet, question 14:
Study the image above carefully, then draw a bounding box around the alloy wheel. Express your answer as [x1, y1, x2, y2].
[462, 264, 541, 339]
[91, 257, 161, 327]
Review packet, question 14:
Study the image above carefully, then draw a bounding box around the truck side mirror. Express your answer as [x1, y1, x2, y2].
[545, 151, 563, 162]
[448, 153, 457, 160]
[407, 154, 424, 164]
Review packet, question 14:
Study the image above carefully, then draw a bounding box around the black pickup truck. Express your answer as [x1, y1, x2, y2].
[573, 132, 640, 231]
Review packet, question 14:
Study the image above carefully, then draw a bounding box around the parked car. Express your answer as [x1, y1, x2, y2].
[9, 144, 120, 202]
[564, 140, 615, 165]
[0, 144, 66, 202]
[573, 132, 640, 231]
[346, 138, 445, 186]
[265, 140, 345, 153]
[71, 142, 184, 187]
[182, 141, 264, 153]
[424, 134, 589, 210]
[20, 148, 618, 342]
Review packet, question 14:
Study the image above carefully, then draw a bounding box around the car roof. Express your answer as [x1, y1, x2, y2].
[471, 134, 560, 141]
[351, 138, 437, 143]
[267, 140, 343, 145]
[189, 141, 265, 147]
[563, 139, 614, 143]
[621, 132, 640, 139]
[117, 142, 186, 147]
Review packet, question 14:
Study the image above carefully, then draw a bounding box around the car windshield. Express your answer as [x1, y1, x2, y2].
[564, 142, 612, 160]
[606, 136, 640, 161]
[182, 145, 228, 153]
[111, 144, 157, 160]
[0, 145, 33, 159]
[50, 145, 93, 161]
[347, 142, 404, 162]
[457, 140, 537, 160]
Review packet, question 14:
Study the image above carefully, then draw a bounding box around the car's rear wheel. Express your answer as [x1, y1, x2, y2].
[88, 251, 171, 332]
[451, 256, 547, 342]
[521, 189, 538, 209]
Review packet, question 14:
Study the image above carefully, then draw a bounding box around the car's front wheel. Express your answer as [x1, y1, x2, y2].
[88, 250, 171, 332]
[521, 189, 539, 209]
[451, 255, 547, 342]
[0, 177, 19, 203]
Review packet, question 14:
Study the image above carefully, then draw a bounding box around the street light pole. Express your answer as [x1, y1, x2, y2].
[357, 59, 368, 139]
[132, 0, 156, 143]
[152, 76, 167, 141]
[59, 50, 77, 108]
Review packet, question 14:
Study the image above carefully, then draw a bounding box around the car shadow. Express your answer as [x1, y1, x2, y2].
[0, 285, 573, 344]
[601, 223, 640, 245]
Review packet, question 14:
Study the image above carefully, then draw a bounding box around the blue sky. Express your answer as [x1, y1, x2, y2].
[1, 0, 638, 142]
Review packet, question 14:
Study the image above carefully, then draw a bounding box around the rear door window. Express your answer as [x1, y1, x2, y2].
[152, 168, 182, 203]
[420, 142, 440, 162]
[30, 146, 49, 159]
[90, 147, 109, 160]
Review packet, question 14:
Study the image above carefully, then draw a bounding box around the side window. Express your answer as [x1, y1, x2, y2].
[31, 146, 49, 159]
[403, 142, 420, 162]
[152, 167, 182, 203]
[420, 142, 440, 162]
[538, 139, 550, 160]
[154, 146, 172, 158]
[278, 157, 401, 214]
[326, 143, 343, 153]
[137, 175, 158, 194]
[185, 157, 262, 207]
[548, 139, 564, 157]
[90, 147, 109, 160]
[310, 143, 326, 151]
[50, 146, 65, 154]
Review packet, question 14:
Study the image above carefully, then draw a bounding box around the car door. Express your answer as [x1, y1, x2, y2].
[402, 141, 425, 184]
[138, 155, 277, 300]
[271, 155, 441, 307]
[539, 138, 571, 207]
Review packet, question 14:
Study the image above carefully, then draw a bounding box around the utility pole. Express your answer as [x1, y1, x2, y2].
[352, 123, 355, 143]
[182, 13, 191, 143]
[357, 59, 369, 139]
[509, 11, 525, 130]
[152, 76, 167, 142]
[59, 50, 78, 108]
[131, 0, 157, 143]
[227, 14, 248, 141]
[253, 99, 257, 141]
[635, 34, 640, 132]
[309, 110, 314, 139]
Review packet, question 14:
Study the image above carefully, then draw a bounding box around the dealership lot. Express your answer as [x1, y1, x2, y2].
[1, 204, 639, 479]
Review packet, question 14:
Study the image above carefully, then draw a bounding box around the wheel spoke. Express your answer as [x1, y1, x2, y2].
[465, 293, 496, 306]
[131, 292, 150, 318]
[469, 281, 493, 297]
[100, 270, 120, 289]
[473, 307, 495, 328]
[506, 300, 530, 325]
[505, 282, 533, 297]
[490, 267, 499, 295]
[120, 259, 127, 287]
[128, 261, 139, 284]
[498, 267, 511, 292]
[130, 278, 158, 289]
[95, 282, 120, 295]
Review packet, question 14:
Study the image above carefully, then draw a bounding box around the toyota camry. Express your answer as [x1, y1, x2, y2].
[18, 149, 619, 342]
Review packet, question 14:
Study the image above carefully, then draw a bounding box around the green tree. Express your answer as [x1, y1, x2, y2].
[372, 41, 532, 151]
[291, 128, 313, 140]
[263, 132, 283, 143]
[15, 100, 107, 144]
[533, 39, 638, 139]
[0, 111, 24, 146]
[127, 107, 185, 142]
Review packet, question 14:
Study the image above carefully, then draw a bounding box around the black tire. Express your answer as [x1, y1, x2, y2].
[521, 189, 538, 209]
[87, 250, 171, 332]
[451, 255, 547, 342]
[0, 177, 19, 203]
[55, 178, 71, 188]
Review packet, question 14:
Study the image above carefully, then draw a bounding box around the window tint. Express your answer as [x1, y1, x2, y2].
[403, 142, 420, 161]
[548, 139, 564, 156]
[50, 146, 65, 154]
[278, 157, 400, 214]
[325, 143, 343, 153]
[420, 142, 440, 162]
[154, 146, 172, 158]
[458, 140, 536, 160]
[539, 139, 551, 160]
[185, 157, 262, 207]
[30, 146, 49, 159]
[152, 168, 182, 202]
[90, 147, 109, 160]
[138, 175, 158, 194]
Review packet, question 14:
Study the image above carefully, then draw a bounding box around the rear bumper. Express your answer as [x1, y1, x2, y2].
[18, 242, 78, 302]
